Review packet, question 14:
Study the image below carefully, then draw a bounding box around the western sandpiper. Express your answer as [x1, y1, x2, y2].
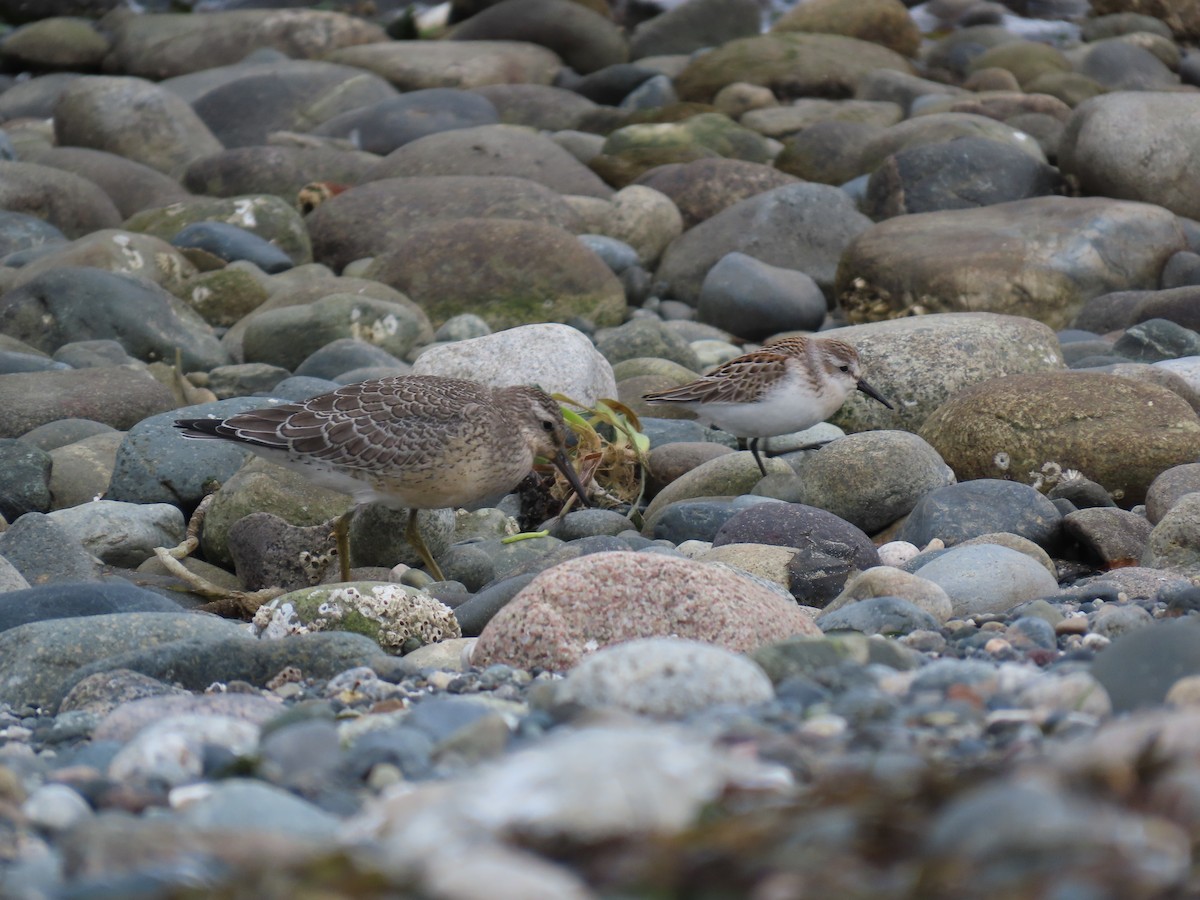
[175, 375, 588, 582]
[642, 335, 893, 476]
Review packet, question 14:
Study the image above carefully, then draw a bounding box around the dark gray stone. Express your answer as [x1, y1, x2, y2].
[294, 338, 407, 381]
[57, 630, 390, 709]
[865, 137, 1062, 220]
[0, 513, 102, 585]
[1161, 250, 1200, 289]
[171, 221, 294, 274]
[452, 573, 538, 637]
[817, 596, 939, 636]
[16, 418, 116, 452]
[0, 266, 228, 370]
[1091, 619, 1200, 712]
[0, 351, 67, 374]
[713, 503, 879, 605]
[0, 439, 51, 520]
[0, 581, 181, 633]
[696, 251, 826, 341]
[0, 210, 66, 258]
[106, 396, 286, 507]
[652, 499, 747, 544]
[545, 509, 637, 540]
[1112, 318, 1200, 362]
[311, 88, 499, 155]
[897, 480, 1063, 550]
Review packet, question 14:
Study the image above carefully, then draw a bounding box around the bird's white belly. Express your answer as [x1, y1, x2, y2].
[694, 384, 845, 438]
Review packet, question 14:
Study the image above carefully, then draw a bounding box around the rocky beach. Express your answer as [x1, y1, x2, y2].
[3, 0, 1200, 896]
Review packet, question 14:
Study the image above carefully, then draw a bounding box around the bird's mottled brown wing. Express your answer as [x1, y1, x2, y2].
[211, 377, 492, 474]
[643, 351, 791, 405]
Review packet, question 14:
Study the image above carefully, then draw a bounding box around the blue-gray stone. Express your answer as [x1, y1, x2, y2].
[171, 221, 294, 274]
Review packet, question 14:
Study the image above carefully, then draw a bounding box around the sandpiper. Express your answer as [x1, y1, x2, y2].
[175, 375, 588, 582]
[642, 335, 893, 476]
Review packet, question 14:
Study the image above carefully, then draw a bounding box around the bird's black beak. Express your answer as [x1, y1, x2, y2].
[857, 379, 893, 410]
[553, 449, 590, 507]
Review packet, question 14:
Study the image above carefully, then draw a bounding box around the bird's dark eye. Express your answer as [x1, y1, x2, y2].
[839, 364, 850, 373]
[542, 420, 555, 431]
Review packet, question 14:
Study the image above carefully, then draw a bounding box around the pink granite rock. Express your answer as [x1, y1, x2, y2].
[472, 551, 819, 671]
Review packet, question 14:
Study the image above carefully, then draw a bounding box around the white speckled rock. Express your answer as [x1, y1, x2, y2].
[913, 544, 1060, 616]
[411, 323, 617, 406]
[473, 550, 819, 670]
[252, 581, 460, 653]
[556, 637, 774, 718]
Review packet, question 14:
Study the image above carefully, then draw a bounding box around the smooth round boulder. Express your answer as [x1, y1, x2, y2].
[307, 175, 582, 273]
[673, 33, 912, 104]
[309, 88, 498, 156]
[324, 40, 562, 92]
[367, 124, 613, 199]
[712, 503, 880, 605]
[102, 9, 386, 79]
[472, 551, 819, 671]
[821, 312, 1064, 434]
[897, 480, 1062, 548]
[0, 266, 227, 371]
[783, 431, 956, 534]
[362, 218, 626, 330]
[837, 196, 1185, 330]
[0, 160, 121, 239]
[865, 136, 1062, 219]
[188, 60, 398, 149]
[555, 637, 774, 718]
[448, 0, 628, 74]
[410, 323, 617, 407]
[182, 146, 379, 201]
[53, 76, 223, 177]
[657, 182, 872, 302]
[240, 293, 431, 372]
[696, 252, 827, 340]
[912, 544, 1060, 616]
[919, 372, 1200, 507]
[629, 0, 760, 59]
[771, 0, 921, 57]
[23, 146, 191, 219]
[635, 158, 800, 230]
[124, 194, 311, 267]
[1060, 92, 1200, 221]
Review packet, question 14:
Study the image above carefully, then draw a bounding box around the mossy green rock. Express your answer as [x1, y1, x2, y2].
[254, 581, 460, 654]
[603, 113, 773, 165]
[201, 458, 352, 570]
[675, 33, 912, 104]
[240, 292, 432, 371]
[124, 194, 312, 265]
[364, 218, 625, 330]
[175, 268, 270, 328]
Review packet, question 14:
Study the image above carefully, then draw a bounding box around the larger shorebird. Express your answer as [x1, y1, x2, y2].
[643, 335, 893, 475]
[176, 375, 588, 582]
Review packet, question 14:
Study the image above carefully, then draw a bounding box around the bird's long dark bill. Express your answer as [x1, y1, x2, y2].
[857, 379, 894, 409]
[553, 449, 590, 507]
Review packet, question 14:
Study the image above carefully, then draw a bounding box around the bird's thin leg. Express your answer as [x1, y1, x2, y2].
[406, 508, 446, 582]
[332, 508, 354, 582]
[750, 437, 768, 477]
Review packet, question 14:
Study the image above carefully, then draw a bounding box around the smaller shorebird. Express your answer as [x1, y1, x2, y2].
[175, 376, 588, 583]
[642, 335, 893, 476]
